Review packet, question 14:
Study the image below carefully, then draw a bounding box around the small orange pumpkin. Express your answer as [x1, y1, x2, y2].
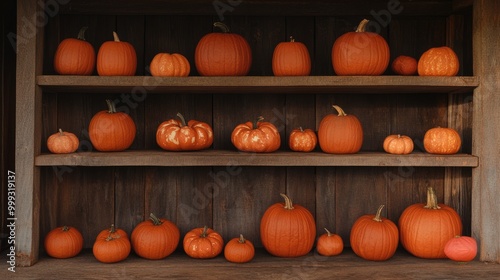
[54, 26, 96, 75]
[156, 113, 213, 151]
[391, 55, 417, 76]
[318, 105, 363, 154]
[316, 228, 344, 257]
[93, 229, 131, 263]
[44, 226, 84, 259]
[224, 234, 255, 263]
[97, 32, 137, 76]
[444, 235, 477, 262]
[47, 129, 80, 154]
[418, 46, 459, 76]
[150, 53, 190, 77]
[383, 134, 414, 155]
[131, 213, 180, 260]
[272, 36, 311, 76]
[183, 226, 224, 259]
[289, 127, 317, 152]
[423, 127, 461, 155]
[231, 116, 281, 153]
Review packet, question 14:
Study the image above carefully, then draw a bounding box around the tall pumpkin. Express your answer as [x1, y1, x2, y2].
[97, 31, 137, 76]
[260, 193, 316, 257]
[318, 105, 363, 154]
[272, 36, 311, 76]
[195, 22, 252, 76]
[399, 187, 463, 259]
[332, 19, 390, 75]
[54, 26, 96, 75]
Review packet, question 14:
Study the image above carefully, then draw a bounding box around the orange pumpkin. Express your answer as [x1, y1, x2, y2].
[399, 187, 463, 259]
[391, 55, 417, 76]
[224, 234, 255, 263]
[318, 105, 363, 154]
[150, 53, 190, 77]
[96, 224, 128, 240]
[316, 228, 344, 257]
[183, 226, 224, 259]
[47, 129, 80, 154]
[195, 22, 252, 76]
[97, 32, 137, 76]
[260, 193, 316, 257]
[231, 116, 281, 153]
[156, 113, 213, 151]
[383, 134, 414, 155]
[89, 100, 136, 152]
[423, 127, 461, 155]
[131, 213, 180, 260]
[44, 226, 83, 259]
[444, 235, 477, 262]
[272, 36, 311, 76]
[418, 46, 459, 76]
[289, 127, 317, 152]
[350, 205, 399, 261]
[54, 26, 95, 75]
[332, 19, 390, 75]
[93, 229, 131, 263]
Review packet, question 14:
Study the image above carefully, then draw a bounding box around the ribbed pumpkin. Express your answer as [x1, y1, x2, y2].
[156, 113, 213, 151]
[131, 213, 180, 260]
[444, 235, 477, 262]
[383, 134, 414, 155]
[318, 105, 363, 154]
[350, 205, 399, 261]
[150, 53, 190, 77]
[332, 19, 390, 75]
[399, 187, 463, 259]
[224, 234, 255, 263]
[183, 226, 224, 259]
[93, 229, 131, 263]
[423, 127, 461, 155]
[89, 100, 136, 152]
[418, 46, 459, 76]
[54, 26, 95, 75]
[231, 116, 281, 153]
[97, 32, 137, 76]
[288, 127, 317, 152]
[260, 193, 316, 257]
[44, 226, 83, 259]
[195, 22, 252, 76]
[47, 129, 80, 154]
[391, 55, 417, 76]
[272, 36, 311, 76]
[316, 228, 344, 257]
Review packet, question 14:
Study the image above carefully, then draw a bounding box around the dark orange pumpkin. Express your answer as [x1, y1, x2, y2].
[156, 113, 213, 151]
[444, 235, 477, 262]
[231, 116, 281, 153]
[195, 22, 252, 76]
[54, 26, 95, 75]
[272, 36, 311, 76]
[97, 32, 137, 76]
[316, 228, 344, 257]
[391, 55, 417, 76]
[332, 19, 390, 75]
[289, 127, 317, 152]
[47, 129, 79, 154]
[318, 105, 363, 154]
[224, 234, 255, 263]
[93, 230, 131, 263]
[44, 226, 84, 259]
[183, 226, 224, 259]
[418, 46, 459, 76]
[150, 53, 190, 77]
[423, 127, 461, 155]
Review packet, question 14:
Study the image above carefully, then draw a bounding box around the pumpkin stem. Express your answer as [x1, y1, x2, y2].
[176, 113, 188, 127]
[298, 126, 304, 132]
[238, 234, 246, 244]
[253, 116, 265, 129]
[149, 213, 163, 225]
[424, 187, 441, 210]
[200, 225, 209, 237]
[213, 22, 230, 33]
[58, 128, 64, 136]
[280, 193, 295, 210]
[109, 224, 116, 233]
[105, 232, 114, 242]
[324, 228, 333, 237]
[112, 31, 121, 42]
[105, 99, 117, 114]
[372, 205, 385, 222]
[77, 26, 89, 41]
[355, 19, 370, 33]
[289, 36, 295, 43]
[62, 225, 69, 232]
[332, 105, 347, 116]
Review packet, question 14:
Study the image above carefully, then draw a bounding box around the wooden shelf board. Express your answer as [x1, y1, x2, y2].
[35, 150, 479, 167]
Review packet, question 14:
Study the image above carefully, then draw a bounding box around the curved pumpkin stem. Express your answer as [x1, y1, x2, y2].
[280, 193, 295, 210]
[176, 112, 188, 127]
[77, 26, 89, 41]
[105, 99, 117, 114]
[289, 36, 295, 43]
[238, 234, 246, 243]
[355, 19, 370, 33]
[424, 187, 441, 210]
[372, 205, 385, 222]
[324, 228, 333, 237]
[149, 213, 163, 225]
[213, 22, 230, 33]
[200, 225, 209, 237]
[58, 128, 65, 136]
[332, 105, 347, 116]
[253, 116, 265, 128]
[112, 31, 121, 42]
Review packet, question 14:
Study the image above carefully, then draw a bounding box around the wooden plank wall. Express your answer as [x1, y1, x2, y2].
[40, 13, 473, 249]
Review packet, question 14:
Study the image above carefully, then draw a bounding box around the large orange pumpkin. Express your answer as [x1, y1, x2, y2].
[423, 127, 461, 155]
[195, 22, 252, 76]
[183, 226, 224, 259]
[399, 187, 463, 259]
[131, 213, 180, 260]
[332, 19, 390, 75]
[231, 116, 281, 153]
[89, 100, 136, 152]
[418, 46, 459, 76]
[156, 113, 213, 151]
[47, 129, 80, 154]
[260, 193, 316, 257]
[44, 226, 84, 259]
[318, 105, 363, 154]
[150, 53, 190, 77]
[272, 36, 311, 76]
[97, 32, 137, 76]
[54, 26, 95, 75]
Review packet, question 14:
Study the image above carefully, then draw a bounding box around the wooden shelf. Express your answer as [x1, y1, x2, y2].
[35, 150, 479, 167]
[37, 75, 479, 94]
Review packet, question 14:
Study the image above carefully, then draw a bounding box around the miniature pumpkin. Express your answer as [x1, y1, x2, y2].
[316, 228, 344, 257]
[260, 193, 316, 257]
[423, 127, 461, 155]
[47, 128, 80, 154]
[444, 235, 477, 262]
[418, 46, 459, 76]
[391, 55, 417, 75]
[54, 26, 95, 75]
[350, 205, 399, 261]
[96, 224, 128, 240]
[156, 113, 213, 151]
[318, 105, 363, 154]
[272, 36, 311, 76]
[399, 187, 463, 259]
[89, 99, 136, 152]
[150, 53, 190, 77]
[130, 213, 180, 260]
[383, 134, 414, 155]
[183, 226, 224, 259]
[289, 127, 317, 152]
[332, 19, 390, 75]
[97, 31, 137, 76]
[195, 22, 252, 76]
[93, 230, 131, 263]
[224, 234, 255, 263]
[44, 226, 83, 259]
[231, 116, 281, 153]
